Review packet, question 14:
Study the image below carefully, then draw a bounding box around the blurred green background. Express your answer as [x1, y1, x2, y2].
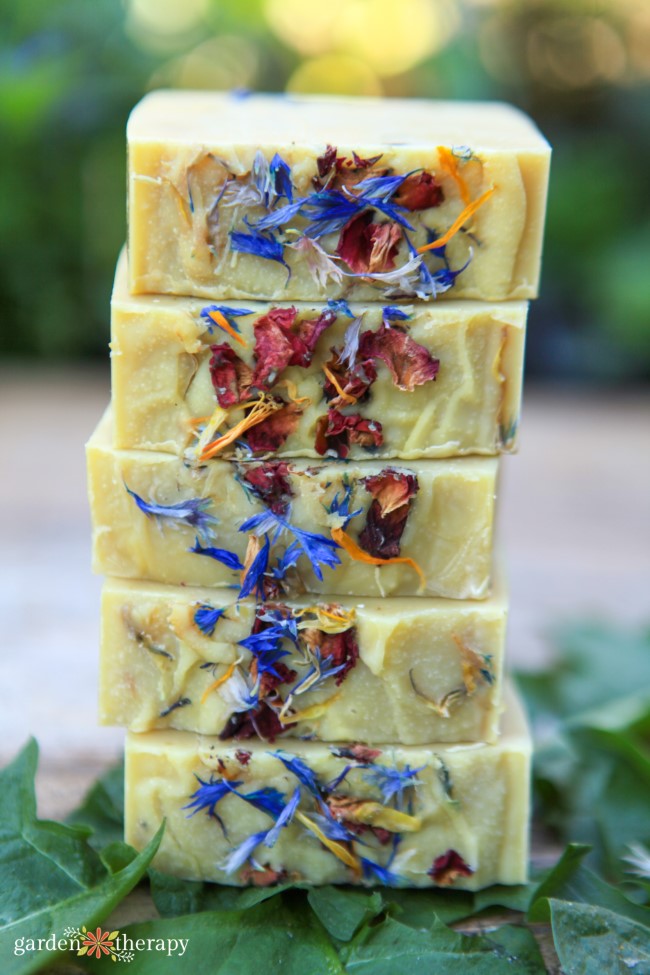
[1, 0, 649, 381]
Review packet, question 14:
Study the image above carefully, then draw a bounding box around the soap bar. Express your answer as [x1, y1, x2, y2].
[87, 409, 496, 599]
[128, 91, 550, 303]
[112, 251, 526, 459]
[125, 685, 530, 889]
[100, 576, 507, 744]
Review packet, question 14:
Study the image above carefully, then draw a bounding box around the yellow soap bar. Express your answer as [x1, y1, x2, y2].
[100, 576, 508, 744]
[125, 685, 530, 889]
[128, 91, 550, 303]
[111, 251, 526, 460]
[87, 409, 497, 599]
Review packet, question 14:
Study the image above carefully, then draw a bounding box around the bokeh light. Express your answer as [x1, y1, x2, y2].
[151, 36, 259, 91]
[287, 54, 382, 96]
[126, 0, 210, 51]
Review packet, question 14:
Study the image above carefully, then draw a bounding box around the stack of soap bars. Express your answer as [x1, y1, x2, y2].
[87, 92, 550, 889]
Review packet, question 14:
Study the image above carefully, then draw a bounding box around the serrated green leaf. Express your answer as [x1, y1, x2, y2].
[529, 844, 650, 927]
[307, 887, 384, 942]
[548, 899, 650, 975]
[77, 898, 343, 975]
[341, 916, 546, 974]
[0, 741, 161, 975]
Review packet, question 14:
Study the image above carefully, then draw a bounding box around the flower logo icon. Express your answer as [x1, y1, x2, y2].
[80, 927, 118, 959]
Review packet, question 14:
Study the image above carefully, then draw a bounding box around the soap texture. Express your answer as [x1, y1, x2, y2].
[127, 92, 550, 303]
[100, 576, 507, 743]
[111, 251, 526, 460]
[125, 685, 530, 889]
[87, 410, 497, 599]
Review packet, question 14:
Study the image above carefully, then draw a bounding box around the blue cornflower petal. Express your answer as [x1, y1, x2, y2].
[272, 750, 322, 797]
[126, 486, 218, 543]
[193, 604, 226, 636]
[382, 306, 411, 323]
[184, 775, 241, 818]
[241, 510, 341, 582]
[264, 786, 301, 848]
[253, 199, 303, 230]
[239, 509, 282, 538]
[232, 786, 287, 818]
[270, 152, 294, 203]
[190, 538, 244, 571]
[309, 808, 359, 844]
[221, 829, 269, 875]
[239, 535, 271, 599]
[199, 305, 254, 335]
[355, 173, 409, 200]
[271, 540, 302, 580]
[301, 189, 363, 238]
[326, 299, 355, 319]
[360, 856, 402, 886]
[289, 524, 341, 582]
[230, 223, 289, 274]
[326, 480, 362, 528]
[290, 648, 347, 696]
[363, 764, 424, 805]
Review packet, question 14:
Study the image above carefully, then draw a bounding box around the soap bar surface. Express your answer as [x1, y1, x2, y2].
[100, 576, 507, 743]
[112, 252, 526, 460]
[87, 410, 496, 599]
[128, 91, 550, 303]
[125, 686, 530, 889]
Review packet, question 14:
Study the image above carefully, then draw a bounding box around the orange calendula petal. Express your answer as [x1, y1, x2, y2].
[322, 364, 357, 404]
[331, 526, 426, 591]
[437, 146, 471, 206]
[417, 186, 495, 254]
[200, 660, 239, 704]
[200, 397, 283, 460]
[207, 308, 249, 348]
[295, 810, 361, 873]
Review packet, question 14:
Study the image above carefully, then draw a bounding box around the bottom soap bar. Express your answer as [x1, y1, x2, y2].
[125, 686, 530, 889]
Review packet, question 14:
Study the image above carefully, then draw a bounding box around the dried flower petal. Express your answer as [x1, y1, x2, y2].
[209, 343, 253, 407]
[359, 469, 419, 560]
[251, 307, 335, 389]
[322, 350, 377, 408]
[125, 487, 219, 544]
[336, 213, 402, 274]
[302, 627, 359, 686]
[358, 324, 439, 392]
[245, 400, 303, 454]
[394, 172, 444, 211]
[240, 461, 294, 515]
[189, 538, 244, 571]
[288, 236, 344, 288]
[193, 604, 226, 636]
[327, 796, 421, 833]
[314, 409, 383, 459]
[428, 849, 474, 885]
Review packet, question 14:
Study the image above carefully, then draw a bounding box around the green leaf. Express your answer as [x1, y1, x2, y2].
[0, 740, 162, 975]
[148, 869, 293, 916]
[530, 844, 650, 927]
[341, 916, 546, 974]
[66, 760, 125, 851]
[77, 898, 342, 974]
[547, 899, 650, 975]
[307, 887, 384, 942]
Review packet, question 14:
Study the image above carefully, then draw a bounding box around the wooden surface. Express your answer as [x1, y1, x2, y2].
[0, 366, 648, 813]
[1, 367, 648, 972]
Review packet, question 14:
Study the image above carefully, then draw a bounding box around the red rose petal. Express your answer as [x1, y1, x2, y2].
[358, 324, 439, 392]
[314, 409, 383, 459]
[394, 172, 444, 211]
[209, 343, 253, 407]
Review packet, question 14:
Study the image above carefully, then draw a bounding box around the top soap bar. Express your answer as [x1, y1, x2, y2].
[127, 91, 550, 303]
